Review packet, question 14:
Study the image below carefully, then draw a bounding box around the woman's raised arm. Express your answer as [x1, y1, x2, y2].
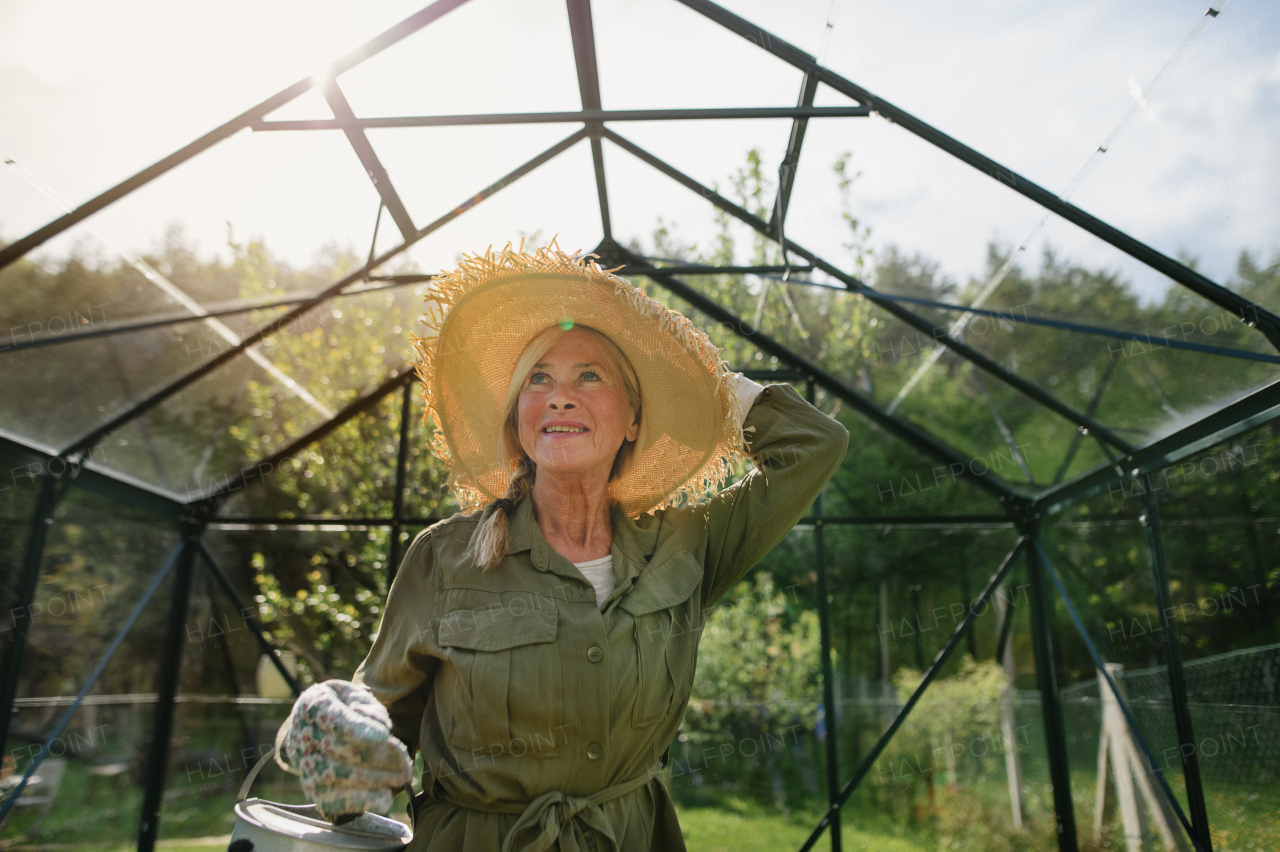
[695, 382, 849, 608]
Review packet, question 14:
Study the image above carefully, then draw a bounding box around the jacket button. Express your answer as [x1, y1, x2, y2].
[587, 645, 603, 662]
[586, 742, 603, 760]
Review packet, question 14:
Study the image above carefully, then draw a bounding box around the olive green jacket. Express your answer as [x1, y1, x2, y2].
[353, 383, 848, 851]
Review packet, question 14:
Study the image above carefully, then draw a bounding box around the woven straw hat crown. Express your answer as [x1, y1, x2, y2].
[411, 241, 746, 517]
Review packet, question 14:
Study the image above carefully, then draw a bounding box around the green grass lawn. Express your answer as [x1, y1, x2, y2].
[4, 759, 1274, 852]
[676, 796, 927, 852]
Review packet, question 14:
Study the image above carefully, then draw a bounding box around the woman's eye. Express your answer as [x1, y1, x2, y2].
[529, 372, 549, 385]
[580, 371, 600, 382]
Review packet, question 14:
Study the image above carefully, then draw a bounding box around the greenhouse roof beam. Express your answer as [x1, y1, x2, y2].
[1035, 377, 1280, 516]
[636, 263, 1280, 368]
[323, 80, 417, 241]
[566, 0, 613, 242]
[770, 72, 819, 229]
[675, 0, 1280, 354]
[603, 128, 1135, 453]
[754, 270, 1280, 367]
[54, 129, 587, 462]
[0, 0, 474, 272]
[250, 105, 871, 131]
[626, 251, 1030, 506]
[0, 278, 432, 354]
[621, 263, 816, 276]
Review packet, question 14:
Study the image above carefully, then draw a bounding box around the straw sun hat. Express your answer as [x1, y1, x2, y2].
[410, 240, 748, 518]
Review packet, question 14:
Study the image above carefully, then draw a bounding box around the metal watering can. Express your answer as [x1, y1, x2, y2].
[229, 747, 412, 852]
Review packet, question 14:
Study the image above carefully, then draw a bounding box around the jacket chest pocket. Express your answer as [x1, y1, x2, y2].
[436, 608, 562, 757]
[619, 552, 703, 729]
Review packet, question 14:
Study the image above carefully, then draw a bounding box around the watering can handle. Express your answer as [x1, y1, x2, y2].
[237, 744, 418, 810]
[239, 746, 279, 803]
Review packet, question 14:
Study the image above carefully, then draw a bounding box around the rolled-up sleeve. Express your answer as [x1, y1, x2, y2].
[699, 382, 849, 607]
[352, 529, 441, 752]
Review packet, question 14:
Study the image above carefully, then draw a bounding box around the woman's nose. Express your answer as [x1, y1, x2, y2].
[547, 384, 576, 409]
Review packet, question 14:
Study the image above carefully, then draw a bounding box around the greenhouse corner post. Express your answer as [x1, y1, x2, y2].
[808, 378, 842, 852]
[1139, 475, 1213, 851]
[137, 521, 202, 852]
[0, 474, 61, 761]
[1022, 519, 1079, 851]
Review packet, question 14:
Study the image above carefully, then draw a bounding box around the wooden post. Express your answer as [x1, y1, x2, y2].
[995, 588, 1025, 829]
[1094, 663, 1186, 852]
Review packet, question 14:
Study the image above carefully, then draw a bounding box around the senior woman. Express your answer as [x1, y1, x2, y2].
[275, 242, 848, 851]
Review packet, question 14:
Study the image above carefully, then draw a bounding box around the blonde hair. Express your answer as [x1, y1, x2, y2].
[472, 325, 642, 571]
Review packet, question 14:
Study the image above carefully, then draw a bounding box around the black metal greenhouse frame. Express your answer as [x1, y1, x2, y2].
[3, 2, 1279, 850]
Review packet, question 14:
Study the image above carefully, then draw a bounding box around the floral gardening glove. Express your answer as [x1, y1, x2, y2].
[275, 679, 414, 822]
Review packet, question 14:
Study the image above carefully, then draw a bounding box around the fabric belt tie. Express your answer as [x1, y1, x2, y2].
[438, 763, 661, 852]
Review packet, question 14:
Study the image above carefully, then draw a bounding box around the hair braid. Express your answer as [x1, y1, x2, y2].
[473, 456, 536, 571]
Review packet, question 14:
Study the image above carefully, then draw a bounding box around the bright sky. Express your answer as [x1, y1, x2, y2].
[2, 0, 1278, 303]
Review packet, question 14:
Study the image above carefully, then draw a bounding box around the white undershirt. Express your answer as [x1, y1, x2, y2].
[573, 555, 615, 608]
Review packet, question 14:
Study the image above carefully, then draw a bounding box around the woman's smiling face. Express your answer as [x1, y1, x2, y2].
[516, 328, 639, 481]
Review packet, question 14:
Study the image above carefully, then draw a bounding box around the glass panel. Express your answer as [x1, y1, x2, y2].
[948, 216, 1280, 447]
[339, 0, 580, 118]
[669, 529, 832, 846]
[1043, 497, 1185, 845]
[0, 312, 307, 456]
[156, 530, 314, 840]
[620, 133, 1123, 496]
[10, 120, 383, 308]
[639, 275, 1015, 515]
[812, 526, 1054, 849]
[366, 122, 591, 236]
[1, 487, 178, 842]
[391, 137, 603, 277]
[1151, 425, 1280, 661]
[89, 284, 424, 499]
[201, 528, 390, 685]
[1145, 425, 1280, 850]
[595, 2, 805, 112]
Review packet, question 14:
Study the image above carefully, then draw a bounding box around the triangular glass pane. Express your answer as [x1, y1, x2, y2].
[88, 282, 423, 499]
[394, 138, 602, 274]
[0, 314, 264, 454]
[214, 391, 402, 521]
[3, 121, 386, 339]
[937, 241, 1280, 449]
[606, 118, 796, 225]
[595, 0, 806, 111]
[366, 122, 590, 237]
[632, 275, 1008, 517]
[338, 0, 580, 118]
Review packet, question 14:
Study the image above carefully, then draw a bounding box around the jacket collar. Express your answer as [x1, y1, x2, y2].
[504, 496, 658, 585]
